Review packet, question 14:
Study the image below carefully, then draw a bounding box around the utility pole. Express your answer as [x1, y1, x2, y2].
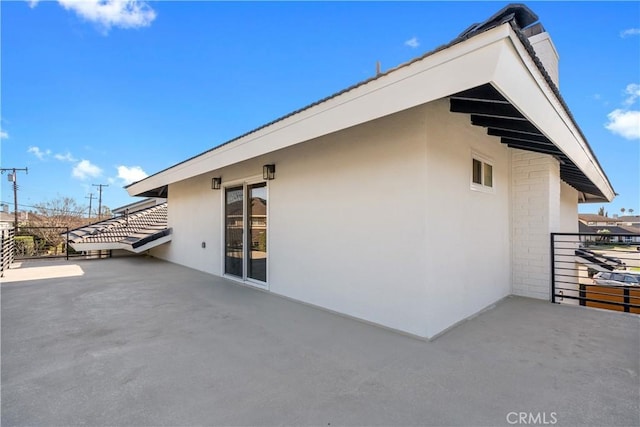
[92, 183, 108, 220]
[85, 193, 95, 219]
[1, 167, 28, 229]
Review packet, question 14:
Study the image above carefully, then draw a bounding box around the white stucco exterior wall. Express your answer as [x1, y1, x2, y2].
[423, 99, 512, 337]
[267, 105, 430, 337]
[149, 99, 519, 339]
[559, 182, 578, 233]
[149, 98, 585, 338]
[153, 104, 432, 337]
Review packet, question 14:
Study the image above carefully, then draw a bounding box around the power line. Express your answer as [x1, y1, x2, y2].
[0, 167, 28, 228]
[85, 193, 95, 219]
[92, 183, 109, 220]
[0, 200, 89, 216]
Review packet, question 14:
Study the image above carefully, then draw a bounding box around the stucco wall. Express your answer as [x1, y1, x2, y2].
[422, 99, 512, 337]
[151, 99, 518, 339]
[267, 105, 431, 337]
[153, 105, 432, 337]
[559, 181, 578, 233]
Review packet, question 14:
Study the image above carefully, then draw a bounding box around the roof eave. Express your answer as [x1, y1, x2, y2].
[128, 16, 614, 203]
[127, 24, 514, 197]
[492, 25, 615, 202]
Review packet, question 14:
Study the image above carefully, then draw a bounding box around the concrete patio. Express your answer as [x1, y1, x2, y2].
[2, 257, 639, 426]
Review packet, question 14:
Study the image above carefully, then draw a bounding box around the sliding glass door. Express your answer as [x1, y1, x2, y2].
[224, 182, 268, 284]
[225, 186, 244, 278]
[248, 183, 267, 282]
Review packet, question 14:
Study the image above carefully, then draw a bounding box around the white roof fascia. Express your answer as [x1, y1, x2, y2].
[69, 242, 127, 252]
[492, 26, 615, 201]
[127, 25, 512, 197]
[130, 234, 173, 253]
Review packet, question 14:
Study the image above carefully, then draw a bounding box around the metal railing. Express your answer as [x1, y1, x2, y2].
[551, 233, 640, 314]
[1, 226, 15, 277]
[14, 226, 71, 260]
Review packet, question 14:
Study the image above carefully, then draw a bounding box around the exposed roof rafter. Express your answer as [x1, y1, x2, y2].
[450, 83, 606, 200]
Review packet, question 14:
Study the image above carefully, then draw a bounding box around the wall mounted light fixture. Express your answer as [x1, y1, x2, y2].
[211, 177, 222, 190]
[263, 164, 276, 180]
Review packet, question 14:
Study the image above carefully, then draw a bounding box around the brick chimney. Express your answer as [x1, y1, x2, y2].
[523, 23, 560, 87]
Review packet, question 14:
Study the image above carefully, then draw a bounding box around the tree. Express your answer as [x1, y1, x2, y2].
[621, 207, 626, 215]
[629, 208, 635, 215]
[99, 205, 113, 219]
[23, 197, 90, 254]
[596, 228, 611, 244]
[598, 206, 605, 216]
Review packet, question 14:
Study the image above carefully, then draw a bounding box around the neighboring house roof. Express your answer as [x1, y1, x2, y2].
[67, 203, 171, 253]
[0, 212, 14, 223]
[579, 214, 620, 223]
[619, 224, 640, 234]
[618, 215, 640, 223]
[126, 4, 615, 203]
[579, 221, 639, 235]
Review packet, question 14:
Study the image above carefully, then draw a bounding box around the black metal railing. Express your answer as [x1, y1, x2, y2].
[14, 226, 71, 260]
[551, 233, 640, 314]
[1, 226, 15, 277]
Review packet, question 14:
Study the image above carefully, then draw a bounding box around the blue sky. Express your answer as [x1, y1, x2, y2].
[1, 1, 639, 217]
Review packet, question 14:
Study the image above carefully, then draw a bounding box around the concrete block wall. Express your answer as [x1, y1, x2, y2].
[511, 149, 561, 300]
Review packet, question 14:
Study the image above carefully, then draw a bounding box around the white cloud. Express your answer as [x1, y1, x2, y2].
[28, 0, 156, 31]
[27, 146, 51, 160]
[54, 152, 77, 162]
[620, 28, 640, 38]
[72, 160, 103, 180]
[116, 165, 147, 185]
[605, 109, 640, 140]
[404, 37, 420, 48]
[59, 0, 156, 30]
[0, 130, 8, 139]
[623, 83, 640, 106]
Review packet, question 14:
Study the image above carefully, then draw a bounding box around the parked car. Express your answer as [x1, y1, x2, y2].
[593, 271, 640, 286]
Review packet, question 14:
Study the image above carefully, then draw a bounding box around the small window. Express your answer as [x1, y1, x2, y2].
[471, 154, 494, 191]
[484, 163, 493, 187]
[472, 159, 482, 184]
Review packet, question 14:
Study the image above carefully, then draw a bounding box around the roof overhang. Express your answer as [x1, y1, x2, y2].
[449, 84, 608, 201]
[68, 230, 172, 254]
[127, 20, 614, 203]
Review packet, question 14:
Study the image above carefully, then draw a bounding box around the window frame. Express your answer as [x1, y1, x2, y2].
[470, 151, 495, 193]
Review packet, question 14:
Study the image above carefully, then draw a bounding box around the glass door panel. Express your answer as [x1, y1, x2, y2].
[225, 186, 244, 277]
[248, 182, 267, 282]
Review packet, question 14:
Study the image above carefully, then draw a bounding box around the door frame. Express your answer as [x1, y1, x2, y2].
[220, 175, 269, 290]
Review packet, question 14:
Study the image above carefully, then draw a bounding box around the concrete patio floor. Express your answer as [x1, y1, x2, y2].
[2, 257, 639, 426]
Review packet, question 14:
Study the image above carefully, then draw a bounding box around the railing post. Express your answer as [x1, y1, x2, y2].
[550, 233, 556, 304]
[66, 227, 69, 261]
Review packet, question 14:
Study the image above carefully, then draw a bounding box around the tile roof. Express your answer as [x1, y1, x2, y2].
[67, 203, 170, 252]
[578, 222, 639, 235]
[579, 214, 620, 223]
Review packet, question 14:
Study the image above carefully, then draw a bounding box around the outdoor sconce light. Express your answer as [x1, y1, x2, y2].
[211, 177, 222, 190]
[263, 164, 276, 180]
